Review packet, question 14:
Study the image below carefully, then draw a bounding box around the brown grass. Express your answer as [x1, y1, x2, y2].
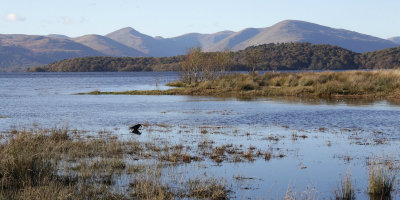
[0, 128, 130, 199]
[368, 156, 398, 199]
[3, 125, 396, 199]
[0, 127, 232, 199]
[186, 178, 228, 199]
[335, 171, 355, 200]
[81, 70, 400, 100]
[285, 185, 320, 200]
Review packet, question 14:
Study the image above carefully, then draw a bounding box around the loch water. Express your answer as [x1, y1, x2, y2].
[1, 72, 400, 199]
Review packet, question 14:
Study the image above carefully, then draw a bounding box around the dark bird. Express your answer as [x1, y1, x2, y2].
[129, 124, 142, 135]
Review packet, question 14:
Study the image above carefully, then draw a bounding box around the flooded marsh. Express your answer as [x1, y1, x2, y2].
[1, 72, 400, 199]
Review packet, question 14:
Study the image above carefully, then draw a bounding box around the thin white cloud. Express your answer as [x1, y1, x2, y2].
[63, 17, 72, 24]
[4, 13, 25, 22]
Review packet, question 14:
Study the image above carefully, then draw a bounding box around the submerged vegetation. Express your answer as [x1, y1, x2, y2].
[81, 70, 400, 100]
[29, 43, 400, 72]
[0, 123, 398, 199]
[0, 127, 232, 199]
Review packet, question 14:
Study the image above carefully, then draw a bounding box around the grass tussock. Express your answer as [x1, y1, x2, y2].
[335, 171, 355, 200]
[368, 155, 398, 199]
[82, 70, 400, 99]
[186, 177, 228, 199]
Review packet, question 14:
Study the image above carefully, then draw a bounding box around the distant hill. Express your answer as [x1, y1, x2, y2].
[105, 28, 234, 57]
[72, 34, 145, 57]
[47, 34, 70, 39]
[388, 37, 400, 44]
[0, 34, 104, 71]
[206, 20, 398, 53]
[1, 20, 399, 71]
[30, 43, 400, 72]
[0, 45, 41, 71]
[166, 31, 234, 55]
[105, 27, 171, 56]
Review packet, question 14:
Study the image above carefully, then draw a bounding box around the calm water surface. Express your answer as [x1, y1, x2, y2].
[1, 72, 400, 199]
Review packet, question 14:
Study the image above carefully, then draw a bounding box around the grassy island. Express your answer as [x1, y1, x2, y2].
[80, 70, 400, 100]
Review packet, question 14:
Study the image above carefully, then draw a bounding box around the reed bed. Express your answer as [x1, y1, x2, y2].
[84, 70, 400, 99]
[0, 127, 230, 199]
[0, 126, 398, 199]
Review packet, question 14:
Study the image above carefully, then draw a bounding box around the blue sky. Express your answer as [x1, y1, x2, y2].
[1, 0, 399, 39]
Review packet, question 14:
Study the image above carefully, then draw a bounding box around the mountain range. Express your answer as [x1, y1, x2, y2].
[0, 20, 398, 71]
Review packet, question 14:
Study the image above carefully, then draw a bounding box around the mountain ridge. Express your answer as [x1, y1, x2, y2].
[72, 34, 145, 57]
[1, 20, 399, 70]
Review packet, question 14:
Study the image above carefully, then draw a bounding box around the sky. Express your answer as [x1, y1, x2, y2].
[1, 0, 399, 39]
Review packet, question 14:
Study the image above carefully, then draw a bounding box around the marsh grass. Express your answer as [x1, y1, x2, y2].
[82, 70, 400, 99]
[0, 127, 232, 199]
[334, 171, 355, 200]
[0, 129, 64, 190]
[186, 177, 228, 199]
[129, 163, 173, 199]
[284, 185, 320, 200]
[368, 156, 398, 199]
[0, 128, 129, 199]
[2, 125, 396, 199]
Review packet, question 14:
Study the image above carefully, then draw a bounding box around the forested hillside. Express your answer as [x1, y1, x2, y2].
[30, 56, 184, 72]
[29, 43, 400, 72]
[234, 43, 358, 70]
[357, 46, 400, 69]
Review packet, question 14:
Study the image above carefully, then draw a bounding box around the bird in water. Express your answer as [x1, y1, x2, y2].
[129, 124, 142, 135]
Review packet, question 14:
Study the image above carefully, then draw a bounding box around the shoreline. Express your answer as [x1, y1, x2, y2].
[76, 70, 400, 101]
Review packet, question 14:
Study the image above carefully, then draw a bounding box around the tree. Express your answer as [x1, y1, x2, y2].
[180, 47, 203, 84]
[245, 48, 260, 72]
[180, 47, 234, 84]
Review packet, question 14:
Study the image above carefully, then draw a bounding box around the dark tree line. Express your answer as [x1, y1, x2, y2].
[235, 43, 358, 70]
[30, 56, 184, 72]
[29, 43, 400, 72]
[356, 46, 400, 69]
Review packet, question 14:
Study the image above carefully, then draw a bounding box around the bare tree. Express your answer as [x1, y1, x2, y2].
[180, 47, 203, 84]
[180, 47, 234, 84]
[245, 48, 259, 72]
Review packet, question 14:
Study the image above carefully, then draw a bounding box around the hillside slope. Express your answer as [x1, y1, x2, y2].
[73, 34, 146, 57]
[1, 20, 399, 71]
[207, 20, 398, 53]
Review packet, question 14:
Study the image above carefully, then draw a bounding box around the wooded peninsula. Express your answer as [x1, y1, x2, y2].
[29, 42, 400, 72]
